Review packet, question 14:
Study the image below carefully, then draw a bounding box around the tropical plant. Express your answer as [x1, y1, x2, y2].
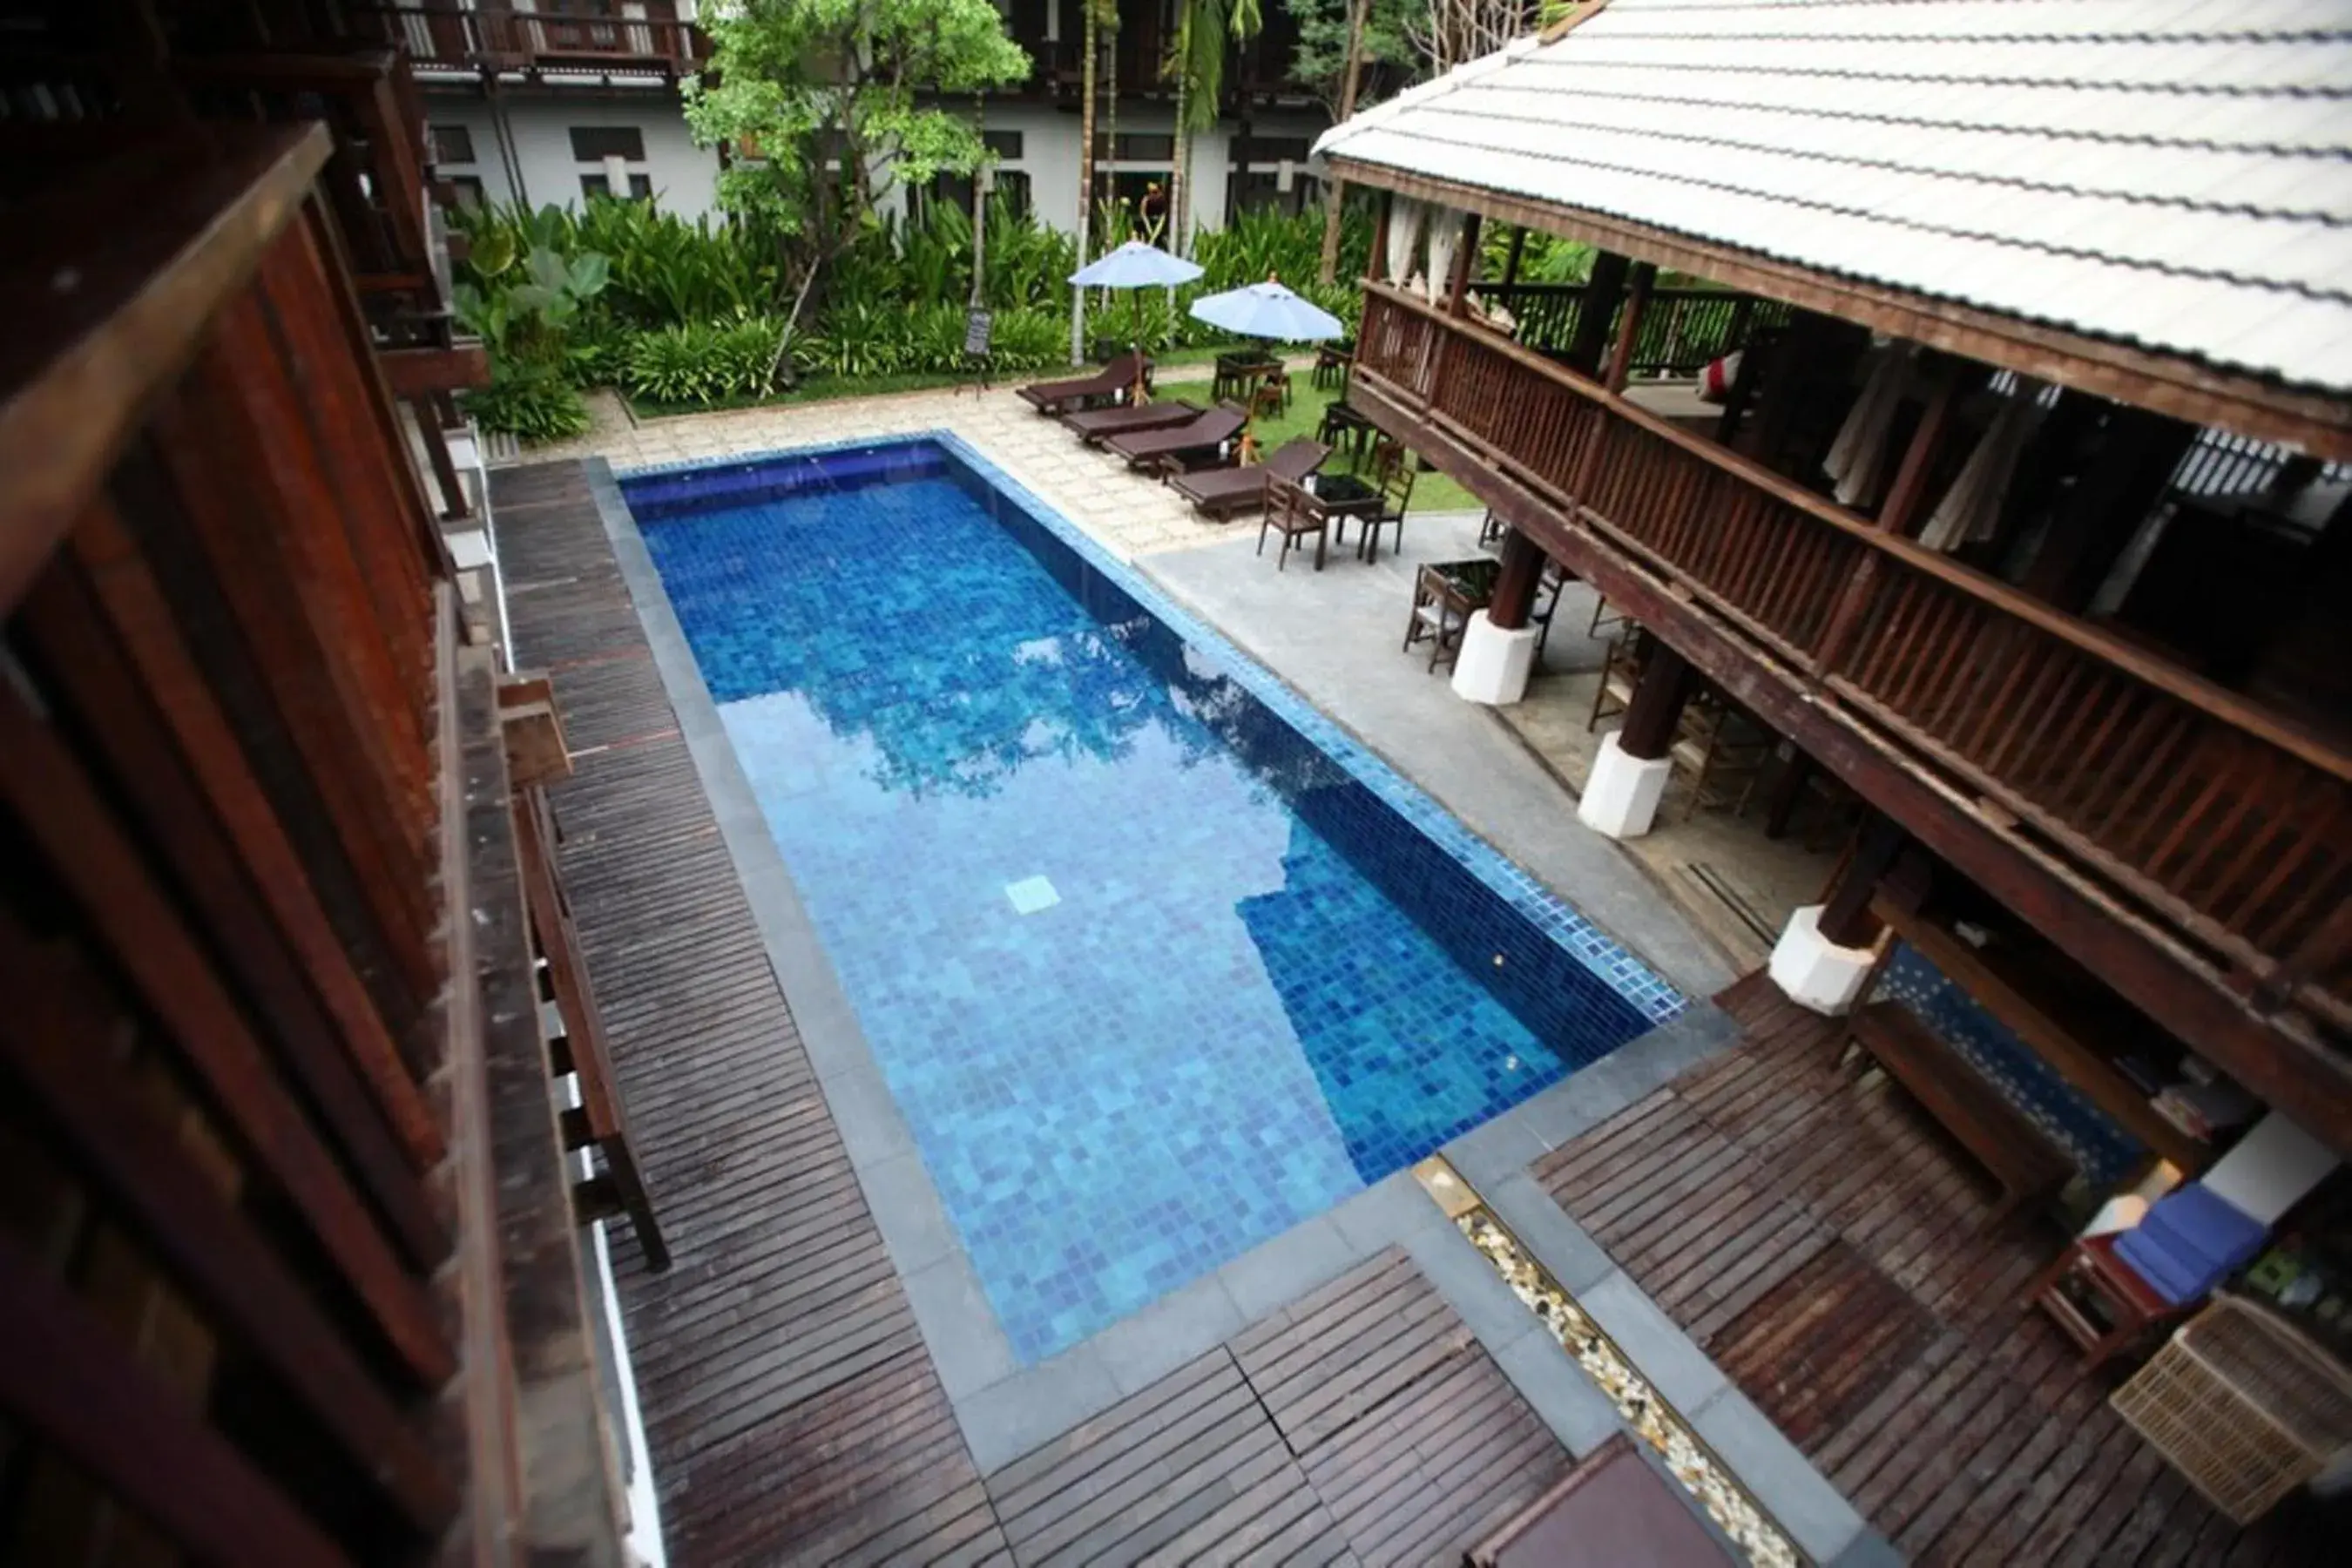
[625, 322, 723, 404]
[451, 240, 609, 438]
[464, 365, 593, 442]
[684, 0, 1031, 359]
[1166, 0, 1264, 254]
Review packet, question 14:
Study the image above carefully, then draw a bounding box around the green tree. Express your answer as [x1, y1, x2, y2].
[683, 0, 1029, 352]
[1166, 0, 1263, 255]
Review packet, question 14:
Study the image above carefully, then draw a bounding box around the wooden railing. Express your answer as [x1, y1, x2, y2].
[1469, 280, 1790, 376]
[0, 125, 625, 1565]
[1359, 283, 2352, 1022]
[367, 3, 708, 75]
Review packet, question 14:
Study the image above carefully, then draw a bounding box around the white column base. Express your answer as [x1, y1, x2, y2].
[1576, 732, 1673, 840]
[1768, 904, 1880, 1015]
[1448, 611, 1540, 706]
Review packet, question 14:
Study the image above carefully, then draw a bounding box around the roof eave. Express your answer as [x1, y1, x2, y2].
[1328, 155, 2352, 462]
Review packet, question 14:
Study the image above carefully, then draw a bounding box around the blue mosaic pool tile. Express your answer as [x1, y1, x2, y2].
[621, 436, 1686, 1363]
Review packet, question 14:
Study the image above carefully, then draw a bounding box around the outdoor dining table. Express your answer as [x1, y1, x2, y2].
[1405, 557, 1502, 672]
[1213, 349, 1283, 404]
[1303, 470, 1382, 552]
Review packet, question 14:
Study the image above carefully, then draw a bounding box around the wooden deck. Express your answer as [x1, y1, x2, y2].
[1538, 974, 2333, 1566]
[491, 460, 1575, 1565]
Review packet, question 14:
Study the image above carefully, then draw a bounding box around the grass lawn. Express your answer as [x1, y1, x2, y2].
[1242, 381, 1483, 514]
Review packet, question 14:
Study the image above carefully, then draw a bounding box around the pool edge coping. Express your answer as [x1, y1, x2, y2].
[580, 453, 1876, 1565]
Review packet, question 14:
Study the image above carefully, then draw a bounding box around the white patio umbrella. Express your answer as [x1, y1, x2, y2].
[1070, 240, 1205, 402]
[1186, 277, 1346, 345]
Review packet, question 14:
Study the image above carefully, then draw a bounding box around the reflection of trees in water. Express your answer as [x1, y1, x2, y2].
[690, 508, 1348, 805]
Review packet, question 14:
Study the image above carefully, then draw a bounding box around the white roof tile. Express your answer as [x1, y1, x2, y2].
[1317, 0, 2352, 392]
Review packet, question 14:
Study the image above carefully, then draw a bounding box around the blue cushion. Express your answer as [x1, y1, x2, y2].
[2114, 1184, 2267, 1306]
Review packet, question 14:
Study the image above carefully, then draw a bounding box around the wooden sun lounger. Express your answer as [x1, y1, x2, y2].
[1169, 439, 1330, 520]
[1063, 398, 1202, 445]
[1017, 352, 1150, 416]
[1105, 403, 1248, 470]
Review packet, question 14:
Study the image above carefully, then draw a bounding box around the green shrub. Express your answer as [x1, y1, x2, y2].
[712, 316, 788, 396]
[463, 365, 590, 443]
[793, 301, 910, 380]
[625, 322, 722, 404]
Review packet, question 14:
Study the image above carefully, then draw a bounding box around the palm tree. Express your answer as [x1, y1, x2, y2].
[1167, 0, 1263, 255]
[1071, 0, 1118, 362]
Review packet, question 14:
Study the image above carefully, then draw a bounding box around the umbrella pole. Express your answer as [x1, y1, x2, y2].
[1132, 289, 1146, 405]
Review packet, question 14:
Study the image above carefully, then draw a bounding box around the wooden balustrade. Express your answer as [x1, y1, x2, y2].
[368, 3, 708, 75]
[1358, 283, 2352, 1031]
[1469, 280, 1788, 376]
[0, 125, 625, 1565]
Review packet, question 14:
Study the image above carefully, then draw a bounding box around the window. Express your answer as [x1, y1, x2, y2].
[1235, 136, 1311, 165]
[582, 172, 654, 199]
[982, 129, 1024, 159]
[442, 174, 487, 210]
[929, 168, 1032, 220]
[568, 126, 646, 163]
[1110, 132, 1174, 162]
[430, 124, 476, 166]
[1235, 170, 1318, 217]
[994, 170, 1032, 219]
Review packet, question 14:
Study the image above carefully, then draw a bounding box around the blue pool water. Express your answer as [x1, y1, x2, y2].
[625, 437, 1681, 1362]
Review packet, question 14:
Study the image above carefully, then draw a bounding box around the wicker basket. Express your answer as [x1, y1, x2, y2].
[2111, 1296, 2352, 1524]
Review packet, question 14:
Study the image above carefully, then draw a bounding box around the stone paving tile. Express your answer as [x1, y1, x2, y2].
[509, 384, 1267, 563]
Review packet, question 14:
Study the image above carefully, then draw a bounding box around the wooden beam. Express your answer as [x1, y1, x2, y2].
[498, 673, 571, 790]
[379, 342, 491, 398]
[1604, 261, 1657, 395]
[1445, 212, 1482, 318]
[1820, 814, 1905, 947]
[1562, 250, 1630, 378]
[1351, 373, 2352, 1152]
[0, 124, 332, 614]
[1615, 639, 1695, 761]
[1486, 529, 1546, 632]
[1328, 157, 2352, 460]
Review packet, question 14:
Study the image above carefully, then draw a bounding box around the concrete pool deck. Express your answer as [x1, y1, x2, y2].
[496, 388, 1883, 1564]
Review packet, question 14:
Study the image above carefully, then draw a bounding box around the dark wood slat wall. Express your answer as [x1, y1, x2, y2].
[1538, 976, 2332, 1567]
[0, 124, 622, 1568]
[495, 461, 1585, 1567]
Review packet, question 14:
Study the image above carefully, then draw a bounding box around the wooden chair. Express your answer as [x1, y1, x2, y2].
[1257, 477, 1329, 571]
[1478, 509, 1507, 548]
[1311, 341, 1352, 391]
[1402, 565, 1474, 671]
[1587, 626, 1641, 732]
[1343, 440, 1416, 563]
[1248, 367, 1291, 422]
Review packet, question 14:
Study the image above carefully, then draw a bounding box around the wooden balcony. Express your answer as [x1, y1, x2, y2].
[367, 3, 708, 79]
[1352, 282, 2352, 1139]
[0, 124, 626, 1564]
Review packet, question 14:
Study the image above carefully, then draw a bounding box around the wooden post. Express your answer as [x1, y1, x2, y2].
[1486, 530, 1546, 632]
[1819, 814, 1908, 948]
[1445, 212, 1482, 318]
[1604, 260, 1657, 393]
[2018, 402, 2199, 612]
[1876, 353, 1974, 536]
[1500, 226, 1528, 289]
[1315, 0, 1374, 286]
[1368, 187, 1393, 284]
[1615, 639, 1695, 761]
[1562, 250, 1631, 378]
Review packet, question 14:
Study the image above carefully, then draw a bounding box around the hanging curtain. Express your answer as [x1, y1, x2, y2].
[1823, 341, 1915, 510]
[1423, 208, 1463, 306]
[1918, 376, 2049, 551]
[1386, 196, 1425, 292]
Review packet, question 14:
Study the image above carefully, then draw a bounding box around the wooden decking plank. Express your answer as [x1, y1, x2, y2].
[495, 462, 1010, 1566]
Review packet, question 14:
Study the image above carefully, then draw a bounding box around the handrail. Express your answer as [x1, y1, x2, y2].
[0, 125, 332, 614]
[362, 3, 706, 68]
[1364, 281, 2352, 784]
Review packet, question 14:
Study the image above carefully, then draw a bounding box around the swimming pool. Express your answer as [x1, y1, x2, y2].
[624, 436, 1682, 1362]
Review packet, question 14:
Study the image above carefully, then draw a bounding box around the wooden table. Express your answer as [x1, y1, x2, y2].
[1404, 557, 1499, 672]
[1213, 352, 1281, 404]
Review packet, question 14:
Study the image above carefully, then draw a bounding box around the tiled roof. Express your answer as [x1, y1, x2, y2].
[1314, 0, 2352, 395]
